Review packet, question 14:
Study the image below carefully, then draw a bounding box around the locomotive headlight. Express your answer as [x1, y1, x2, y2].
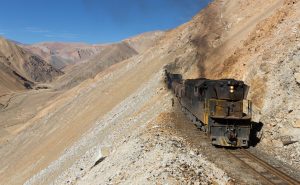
[230, 86, 234, 93]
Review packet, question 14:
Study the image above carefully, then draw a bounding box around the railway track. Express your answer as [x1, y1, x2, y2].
[225, 149, 300, 185]
[173, 101, 299, 184]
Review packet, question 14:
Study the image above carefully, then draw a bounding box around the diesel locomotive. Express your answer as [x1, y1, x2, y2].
[165, 70, 252, 147]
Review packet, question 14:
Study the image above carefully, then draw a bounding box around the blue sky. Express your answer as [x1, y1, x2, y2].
[0, 0, 210, 44]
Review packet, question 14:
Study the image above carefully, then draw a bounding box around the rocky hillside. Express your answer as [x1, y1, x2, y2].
[123, 31, 165, 53]
[170, 0, 300, 167]
[0, 37, 63, 95]
[0, 0, 299, 184]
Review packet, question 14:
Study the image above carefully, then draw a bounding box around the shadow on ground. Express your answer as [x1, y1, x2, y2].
[249, 122, 264, 147]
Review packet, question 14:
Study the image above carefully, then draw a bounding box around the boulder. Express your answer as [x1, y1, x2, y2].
[280, 135, 297, 146]
[272, 139, 283, 147]
[292, 119, 300, 128]
[294, 72, 300, 84]
[101, 147, 111, 157]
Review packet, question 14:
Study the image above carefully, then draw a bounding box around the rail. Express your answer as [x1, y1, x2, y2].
[224, 149, 300, 185]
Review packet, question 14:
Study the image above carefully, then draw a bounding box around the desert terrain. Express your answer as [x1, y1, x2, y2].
[0, 0, 299, 184]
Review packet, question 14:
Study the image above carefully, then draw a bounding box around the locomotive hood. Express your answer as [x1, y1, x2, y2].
[194, 79, 249, 101]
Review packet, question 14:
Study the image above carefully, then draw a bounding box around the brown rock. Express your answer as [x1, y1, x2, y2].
[292, 119, 300, 128]
[294, 73, 300, 84]
[101, 147, 111, 157]
[272, 139, 283, 148]
[280, 136, 297, 146]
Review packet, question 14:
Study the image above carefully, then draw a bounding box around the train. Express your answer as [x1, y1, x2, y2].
[164, 70, 252, 147]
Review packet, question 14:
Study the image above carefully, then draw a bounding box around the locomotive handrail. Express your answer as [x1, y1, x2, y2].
[210, 115, 251, 120]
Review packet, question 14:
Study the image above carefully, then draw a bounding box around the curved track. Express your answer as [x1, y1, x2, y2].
[173, 99, 299, 184]
[225, 149, 300, 185]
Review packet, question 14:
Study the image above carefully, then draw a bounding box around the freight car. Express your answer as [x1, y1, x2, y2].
[165, 70, 252, 147]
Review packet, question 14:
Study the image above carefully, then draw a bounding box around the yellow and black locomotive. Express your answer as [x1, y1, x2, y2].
[165, 70, 252, 147]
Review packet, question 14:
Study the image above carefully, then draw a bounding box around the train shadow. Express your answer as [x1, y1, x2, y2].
[249, 122, 264, 147]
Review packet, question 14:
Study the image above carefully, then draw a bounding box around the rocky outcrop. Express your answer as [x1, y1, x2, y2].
[24, 55, 63, 82]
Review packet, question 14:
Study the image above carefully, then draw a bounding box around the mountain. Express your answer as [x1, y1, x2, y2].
[23, 42, 105, 69]
[49, 31, 165, 90]
[0, 37, 63, 95]
[54, 42, 138, 90]
[23, 31, 165, 70]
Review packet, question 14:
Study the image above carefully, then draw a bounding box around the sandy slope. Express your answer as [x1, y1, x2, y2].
[0, 32, 178, 184]
[0, 27, 170, 184]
